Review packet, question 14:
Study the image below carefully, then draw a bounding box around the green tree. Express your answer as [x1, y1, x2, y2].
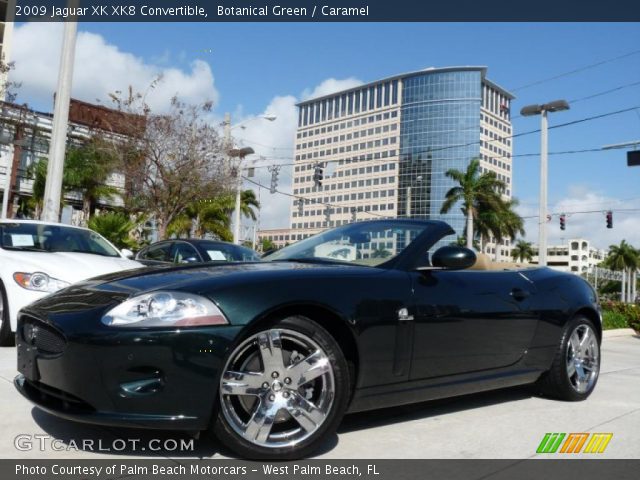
[440, 158, 505, 250]
[27, 138, 120, 222]
[511, 240, 535, 263]
[260, 237, 276, 253]
[604, 240, 639, 302]
[63, 138, 121, 220]
[167, 189, 260, 242]
[88, 211, 138, 250]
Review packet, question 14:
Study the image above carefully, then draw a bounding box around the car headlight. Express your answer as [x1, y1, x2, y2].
[13, 272, 71, 293]
[101, 291, 229, 328]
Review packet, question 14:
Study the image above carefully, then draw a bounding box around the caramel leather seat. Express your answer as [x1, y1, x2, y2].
[468, 253, 530, 271]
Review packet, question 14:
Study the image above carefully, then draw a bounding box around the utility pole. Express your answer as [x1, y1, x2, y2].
[42, 16, 78, 222]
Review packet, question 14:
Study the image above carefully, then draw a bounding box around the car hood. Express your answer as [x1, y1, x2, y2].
[3, 250, 143, 282]
[77, 260, 383, 295]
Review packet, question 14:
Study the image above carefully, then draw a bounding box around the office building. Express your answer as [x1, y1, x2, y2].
[289, 66, 514, 249]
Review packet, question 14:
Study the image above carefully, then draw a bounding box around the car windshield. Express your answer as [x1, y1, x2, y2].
[200, 242, 261, 262]
[263, 221, 429, 267]
[0, 222, 121, 257]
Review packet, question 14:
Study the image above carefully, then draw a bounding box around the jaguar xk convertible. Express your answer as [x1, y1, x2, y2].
[14, 219, 601, 459]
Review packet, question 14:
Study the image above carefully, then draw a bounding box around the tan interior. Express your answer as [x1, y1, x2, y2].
[468, 253, 531, 271]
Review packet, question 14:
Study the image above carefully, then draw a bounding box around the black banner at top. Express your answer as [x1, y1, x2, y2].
[11, 0, 640, 22]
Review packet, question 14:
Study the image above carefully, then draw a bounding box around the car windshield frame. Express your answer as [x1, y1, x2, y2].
[0, 222, 121, 258]
[263, 220, 434, 268]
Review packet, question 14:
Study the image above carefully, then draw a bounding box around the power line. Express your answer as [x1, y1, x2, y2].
[242, 175, 388, 219]
[511, 49, 640, 92]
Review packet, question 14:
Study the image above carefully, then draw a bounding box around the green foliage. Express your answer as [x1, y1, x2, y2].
[601, 300, 640, 333]
[441, 158, 524, 249]
[88, 211, 138, 250]
[511, 240, 534, 262]
[602, 310, 628, 330]
[260, 237, 276, 253]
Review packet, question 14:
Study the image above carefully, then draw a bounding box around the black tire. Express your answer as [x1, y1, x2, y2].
[0, 281, 15, 346]
[536, 315, 600, 401]
[213, 315, 351, 459]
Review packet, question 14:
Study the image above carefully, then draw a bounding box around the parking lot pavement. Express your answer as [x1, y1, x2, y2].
[0, 333, 638, 460]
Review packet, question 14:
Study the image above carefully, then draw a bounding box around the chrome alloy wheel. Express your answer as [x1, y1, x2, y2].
[0, 290, 4, 329]
[220, 329, 335, 449]
[566, 324, 599, 393]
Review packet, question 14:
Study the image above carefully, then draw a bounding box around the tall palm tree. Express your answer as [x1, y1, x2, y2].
[441, 158, 506, 249]
[511, 240, 534, 263]
[63, 141, 120, 220]
[28, 138, 119, 222]
[605, 240, 639, 302]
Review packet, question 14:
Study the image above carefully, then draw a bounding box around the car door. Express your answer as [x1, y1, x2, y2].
[409, 269, 538, 380]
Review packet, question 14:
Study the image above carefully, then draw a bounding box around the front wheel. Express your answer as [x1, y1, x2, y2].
[213, 316, 350, 459]
[536, 315, 600, 401]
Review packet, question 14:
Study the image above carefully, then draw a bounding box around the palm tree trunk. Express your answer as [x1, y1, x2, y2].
[494, 239, 500, 262]
[466, 206, 473, 250]
[82, 197, 91, 226]
[633, 270, 637, 303]
[621, 268, 627, 303]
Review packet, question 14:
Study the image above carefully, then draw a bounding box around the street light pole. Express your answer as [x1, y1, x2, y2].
[42, 17, 78, 222]
[520, 100, 570, 267]
[539, 109, 549, 267]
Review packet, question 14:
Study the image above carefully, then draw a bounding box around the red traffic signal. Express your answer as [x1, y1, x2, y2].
[606, 211, 613, 229]
[560, 214, 566, 231]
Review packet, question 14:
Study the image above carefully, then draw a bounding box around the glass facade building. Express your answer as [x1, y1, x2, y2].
[398, 70, 482, 249]
[287, 67, 514, 253]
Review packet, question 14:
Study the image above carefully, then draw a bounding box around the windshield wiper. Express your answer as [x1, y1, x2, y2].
[1, 246, 48, 252]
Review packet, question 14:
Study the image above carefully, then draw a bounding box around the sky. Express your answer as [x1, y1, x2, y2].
[10, 22, 640, 249]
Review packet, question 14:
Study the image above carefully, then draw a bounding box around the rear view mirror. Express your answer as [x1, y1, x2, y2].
[431, 246, 476, 270]
[120, 248, 134, 259]
[348, 232, 371, 244]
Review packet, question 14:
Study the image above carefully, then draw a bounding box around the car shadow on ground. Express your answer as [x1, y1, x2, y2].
[30, 386, 532, 458]
[337, 386, 534, 435]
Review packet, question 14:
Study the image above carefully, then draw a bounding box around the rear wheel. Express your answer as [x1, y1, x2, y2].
[0, 281, 15, 346]
[536, 315, 600, 401]
[213, 316, 350, 459]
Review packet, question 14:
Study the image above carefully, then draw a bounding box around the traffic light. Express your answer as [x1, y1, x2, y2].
[560, 214, 566, 231]
[268, 165, 280, 194]
[324, 206, 331, 223]
[606, 211, 613, 229]
[313, 164, 324, 188]
[297, 198, 304, 216]
[350, 207, 357, 222]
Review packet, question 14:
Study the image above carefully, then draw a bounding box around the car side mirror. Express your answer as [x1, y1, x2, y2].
[120, 248, 134, 259]
[431, 246, 477, 270]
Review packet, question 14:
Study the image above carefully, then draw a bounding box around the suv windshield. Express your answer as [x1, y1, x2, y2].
[263, 221, 429, 267]
[0, 223, 120, 257]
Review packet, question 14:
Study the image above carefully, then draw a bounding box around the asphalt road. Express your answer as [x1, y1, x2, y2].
[0, 330, 638, 460]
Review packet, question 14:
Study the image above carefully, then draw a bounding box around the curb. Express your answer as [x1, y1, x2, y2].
[603, 328, 637, 338]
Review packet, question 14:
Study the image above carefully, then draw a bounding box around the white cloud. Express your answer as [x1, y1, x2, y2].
[12, 22, 218, 112]
[301, 77, 363, 101]
[517, 187, 640, 250]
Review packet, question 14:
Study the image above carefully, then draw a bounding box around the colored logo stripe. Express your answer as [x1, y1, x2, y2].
[583, 433, 613, 453]
[537, 433, 613, 454]
[560, 433, 589, 453]
[537, 433, 566, 453]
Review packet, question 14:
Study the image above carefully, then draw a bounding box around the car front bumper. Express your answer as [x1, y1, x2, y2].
[15, 311, 243, 431]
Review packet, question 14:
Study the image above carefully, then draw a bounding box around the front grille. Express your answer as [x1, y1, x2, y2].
[21, 317, 66, 355]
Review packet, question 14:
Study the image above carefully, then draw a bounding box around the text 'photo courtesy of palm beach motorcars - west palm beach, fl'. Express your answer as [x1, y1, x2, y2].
[1, 7, 639, 464]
